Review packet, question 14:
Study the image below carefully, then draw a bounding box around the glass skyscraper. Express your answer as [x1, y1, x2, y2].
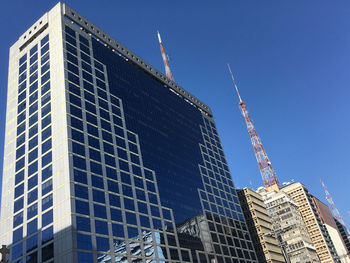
[0, 3, 257, 263]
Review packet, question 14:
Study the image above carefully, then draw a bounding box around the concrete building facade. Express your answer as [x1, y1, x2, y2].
[312, 197, 350, 263]
[282, 183, 338, 263]
[258, 188, 319, 263]
[237, 188, 285, 263]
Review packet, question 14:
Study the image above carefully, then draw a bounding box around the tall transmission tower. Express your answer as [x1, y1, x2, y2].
[227, 64, 279, 190]
[157, 31, 174, 81]
[320, 179, 350, 236]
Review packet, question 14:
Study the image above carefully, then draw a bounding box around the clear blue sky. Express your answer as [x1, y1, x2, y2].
[1, 1, 350, 227]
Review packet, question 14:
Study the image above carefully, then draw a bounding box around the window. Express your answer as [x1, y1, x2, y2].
[42, 114, 51, 129]
[91, 175, 104, 188]
[110, 208, 122, 222]
[42, 126, 51, 141]
[41, 71, 50, 84]
[42, 151, 52, 167]
[78, 252, 93, 263]
[73, 155, 86, 170]
[41, 102, 51, 117]
[41, 43, 49, 55]
[11, 242, 22, 260]
[42, 194, 53, 211]
[109, 194, 120, 208]
[27, 203, 38, 219]
[28, 148, 37, 164]
[41, 52, 49, 65]
[76, 216, 90, 232]
[42, 179, 52, 196]
[42, 209, 53, 227]
[15, 183, 24, 198]
[19, 54, 27, 65]
[42, 226, 53, 244]
[74, 169, 87, 184]
[42, 164, 52, 181]
[15, 170, 24, 185]
[75, 200, 89, 215]
[41, 34, 49, 46]
[94, 204, 107, 219]
[77, 233, 92, 250]
[93, 189, 105, 204]
[112, 223, 124, 238]
[96, 236, 109, 251]
[75, 184, 88, 200]
[28, 188, 38, 205]
[42, 243, 54, 262]
[29, 101, 38, 115]
[89, 148, 101, 162]
[28, 174, 38, 190]
[72, 141, 85, 156]
[94, 220, 108, 235]
[27, 218, 37, 236]
[14, 197, 23, 213]
[26, 234, 38, 252]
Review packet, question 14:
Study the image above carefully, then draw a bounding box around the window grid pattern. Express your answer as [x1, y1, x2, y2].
[12, 34, 54, 263]
[64, 24, 182, 263]
[63, 22, 257, 263]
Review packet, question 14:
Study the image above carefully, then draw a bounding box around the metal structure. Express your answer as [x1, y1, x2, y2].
[157, 31, 174, 81]
[320, 179, 350, 236]
[227, 64, 279, 189]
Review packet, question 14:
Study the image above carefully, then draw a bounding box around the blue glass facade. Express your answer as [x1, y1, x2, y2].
[63, 18, 257, 263]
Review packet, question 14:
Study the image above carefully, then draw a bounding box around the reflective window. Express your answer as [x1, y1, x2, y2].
[96, 236, 109, 252]
[92, 189, 105, 203]
[28, 174, 37, 190]
[75, 200, 89, 215]
[76, 216, 91, 232]
[94, 220, 108, 235]
[42, 209, 53, 227]
[42, 165, 52, 181]
[27, 188, 38, 204]
[42, 226, 53, 244]
[94, 204, 107, 219]
[75, 184, 88, 199]
[42, 179, 52, 196]
[91, 176, 104, 189]
[27, 219, 37, 236]
[26, 234, 37, 252]
[77, 233, 92, 250]
[13, 212, 23, 228]
[42, 243, 54, 262]
[13, 227, 22, 244]
[11, 242, 22, 260]
[42, 194, 53, 211]
[27, 203, 38, 219]
[74, 169, 87, 184]
[78, 252, 93, 263]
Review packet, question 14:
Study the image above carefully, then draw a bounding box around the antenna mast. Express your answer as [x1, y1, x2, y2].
[320, 179, 350, 236]
[227, 64, 279, 190]
[157, 31, 174, 81]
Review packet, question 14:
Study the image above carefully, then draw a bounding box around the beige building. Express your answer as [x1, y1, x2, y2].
[282, 183, 338, 263]
[238, 188, 286, 263]
[259, 188, 319, 263]
[313, 197, 350, 263]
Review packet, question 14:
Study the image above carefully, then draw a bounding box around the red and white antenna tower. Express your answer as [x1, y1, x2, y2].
[157, 31, 174, 81]
[320, 179, 350, 236]
[227, 64, 279, 190]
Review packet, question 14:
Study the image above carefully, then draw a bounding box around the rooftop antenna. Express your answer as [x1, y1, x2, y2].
[157, 31, 174, 81]
[227, 64, 279, 191]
